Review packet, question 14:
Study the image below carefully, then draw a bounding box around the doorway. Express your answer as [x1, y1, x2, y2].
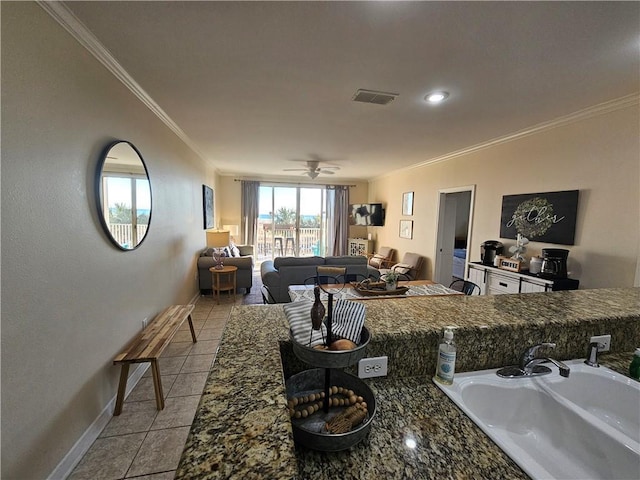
[434, 186, 475, 286]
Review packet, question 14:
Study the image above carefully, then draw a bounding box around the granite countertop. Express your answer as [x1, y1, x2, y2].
[176, 288, 639, 479]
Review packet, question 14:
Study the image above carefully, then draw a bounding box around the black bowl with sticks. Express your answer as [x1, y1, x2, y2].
[285, 368, 376, 451]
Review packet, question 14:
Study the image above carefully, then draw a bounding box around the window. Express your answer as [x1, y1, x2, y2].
[257, 186, 326, 260]
[101, 174, 151, 249]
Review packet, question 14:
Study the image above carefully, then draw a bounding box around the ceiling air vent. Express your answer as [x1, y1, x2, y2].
[352, 88, 399, 105]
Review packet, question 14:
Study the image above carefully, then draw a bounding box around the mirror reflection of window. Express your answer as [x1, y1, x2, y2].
[97, 141, 151, 250]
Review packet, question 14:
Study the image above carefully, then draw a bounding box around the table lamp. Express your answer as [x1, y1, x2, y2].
[206, 230, 230, 269]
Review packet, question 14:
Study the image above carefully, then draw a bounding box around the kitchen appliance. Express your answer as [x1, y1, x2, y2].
[539, 248, 569, 279]
[480, 240, 504, 266]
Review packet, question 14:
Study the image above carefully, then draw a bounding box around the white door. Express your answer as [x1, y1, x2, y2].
[434, 193, 457, 285]
[434, 187, 475, 286]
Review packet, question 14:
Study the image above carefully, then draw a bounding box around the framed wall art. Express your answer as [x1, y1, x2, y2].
[499, 190, 579, 245]
[202, 184, 214, 229]
[399, 220, 413, 239]
[402, 191, 414, 216]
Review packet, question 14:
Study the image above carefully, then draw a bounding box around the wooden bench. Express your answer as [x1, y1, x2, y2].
[113, 304, 197, 415]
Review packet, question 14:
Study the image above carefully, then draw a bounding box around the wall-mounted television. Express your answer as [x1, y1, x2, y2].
[348, 203, 385, 226]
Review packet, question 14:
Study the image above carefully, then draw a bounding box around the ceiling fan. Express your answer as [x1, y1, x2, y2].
[283, 159, 340, 179]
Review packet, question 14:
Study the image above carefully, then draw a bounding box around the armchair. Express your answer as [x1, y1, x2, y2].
[367, 246, 396, 269]
[379, 252, 424, 281]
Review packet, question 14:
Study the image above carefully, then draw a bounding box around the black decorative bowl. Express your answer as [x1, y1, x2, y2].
[285, 368, 376, 452]
[289, 326, 371, 368]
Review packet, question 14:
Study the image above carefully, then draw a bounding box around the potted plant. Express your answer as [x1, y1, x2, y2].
[383, 270, 400, 291]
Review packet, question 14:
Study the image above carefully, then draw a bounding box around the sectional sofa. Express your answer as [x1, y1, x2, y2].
[260, 255, 381, 303]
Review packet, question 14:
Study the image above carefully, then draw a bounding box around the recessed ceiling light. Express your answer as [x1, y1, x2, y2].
[425, 91, 449, 104]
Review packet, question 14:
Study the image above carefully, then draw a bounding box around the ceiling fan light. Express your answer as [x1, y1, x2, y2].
[425, 91, 449, 104]
[308, 171, 319, 179]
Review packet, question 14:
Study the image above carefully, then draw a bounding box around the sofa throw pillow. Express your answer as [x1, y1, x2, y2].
[231, 245, 240, 257]
[393, 263, 413, 275]
[369, 254, 386, 269]
[331, 300, 366, 344]
[283, 301, 326, 347]
[223, 246, 232, 258]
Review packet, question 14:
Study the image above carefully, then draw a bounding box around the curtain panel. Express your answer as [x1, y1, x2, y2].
[241, 180, 260, 246]
[326, 185, 349, 256]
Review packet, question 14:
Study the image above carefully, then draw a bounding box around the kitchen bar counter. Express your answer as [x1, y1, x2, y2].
[176, 288, 639, 479]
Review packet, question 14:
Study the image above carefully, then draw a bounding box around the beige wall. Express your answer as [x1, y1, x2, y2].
[368, 105, 639, 288]
[1, 4, 215, 478]
[2, 4, 638, 478]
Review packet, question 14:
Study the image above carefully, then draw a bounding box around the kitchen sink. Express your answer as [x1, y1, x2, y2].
[538, 362, 639, 444]
[435, 359, 640, 480]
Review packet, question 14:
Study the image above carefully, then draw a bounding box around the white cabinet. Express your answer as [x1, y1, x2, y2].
[348, 238, 374, 256]
[467, 263, 578, 295]
[520, 278, 548, 293]
[487, 271, 520, 295]
[467, 264, 487, 295]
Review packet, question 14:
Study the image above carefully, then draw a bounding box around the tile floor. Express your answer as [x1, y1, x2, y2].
[69, 273, 264, 480]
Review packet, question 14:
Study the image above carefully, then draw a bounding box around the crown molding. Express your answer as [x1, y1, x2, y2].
[374, 93, 640, 181]
[36, 2, 639, 182]
[37, 1, 211, 165]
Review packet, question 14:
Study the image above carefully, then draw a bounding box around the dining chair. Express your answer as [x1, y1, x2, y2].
[261, 285, 277, 304]
[304, 266, 347, 286]
[449, 279, 481, 295]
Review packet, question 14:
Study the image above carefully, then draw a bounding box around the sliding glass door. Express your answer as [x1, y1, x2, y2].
[257, 185, 326, 261]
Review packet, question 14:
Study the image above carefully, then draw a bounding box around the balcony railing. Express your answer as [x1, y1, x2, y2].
[109, 222, 321, 258]
[108, 224, 149, 248]
[257, 227, 323, 260]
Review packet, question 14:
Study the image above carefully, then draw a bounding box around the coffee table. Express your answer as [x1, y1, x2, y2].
[209, 265, 238, 305]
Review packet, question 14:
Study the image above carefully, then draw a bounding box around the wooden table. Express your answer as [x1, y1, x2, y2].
[209, 265, 238, 304]
[288, 280, 461, 302]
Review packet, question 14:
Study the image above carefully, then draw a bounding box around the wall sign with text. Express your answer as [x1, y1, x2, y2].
[499, 190, 579, 245]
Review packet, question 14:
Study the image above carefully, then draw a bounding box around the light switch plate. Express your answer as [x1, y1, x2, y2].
[358, 356, 388, 378]
[590, 334, 611, 352]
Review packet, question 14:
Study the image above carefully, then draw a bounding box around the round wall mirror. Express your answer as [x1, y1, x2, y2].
[96, 140, 152, 250]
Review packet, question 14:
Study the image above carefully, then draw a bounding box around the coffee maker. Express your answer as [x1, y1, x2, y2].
[480, 240, 504, 266]
[539, 248, 569, 279]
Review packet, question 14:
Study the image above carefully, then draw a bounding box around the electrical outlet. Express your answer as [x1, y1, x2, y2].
[590, 334, 611, 352]
[358, 356, 388, 378]
[142, 317, 148, 330]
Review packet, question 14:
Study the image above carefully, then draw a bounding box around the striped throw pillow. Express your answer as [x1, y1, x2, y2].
[283, 301, 326, 347]
[330, 300, 366, 344]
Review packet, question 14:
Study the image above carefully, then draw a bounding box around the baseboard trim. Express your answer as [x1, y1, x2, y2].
[47, 363, 149, 480]
[189, 291, 201, 305]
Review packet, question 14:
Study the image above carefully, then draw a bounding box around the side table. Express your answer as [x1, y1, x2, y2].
[209, 265, 238, 305]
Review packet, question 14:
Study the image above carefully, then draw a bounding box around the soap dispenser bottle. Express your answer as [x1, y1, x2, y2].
[434, 327, 456, 385]
[629, 348, 640, 379]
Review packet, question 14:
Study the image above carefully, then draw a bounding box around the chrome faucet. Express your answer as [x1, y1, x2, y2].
[497, 342, 570, 378]
[584, 341, 603, 368]
[520, 343, 570, 377]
